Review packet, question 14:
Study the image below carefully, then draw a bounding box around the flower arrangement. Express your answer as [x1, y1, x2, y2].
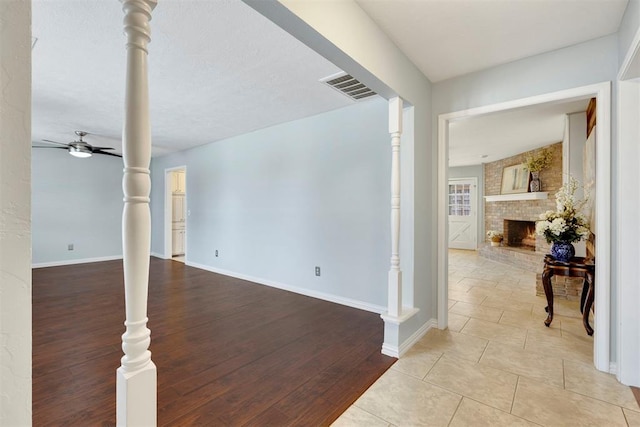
[486, 230, 503, 242]
[525, 148, 553, 172]
[535, 177, 590, 243]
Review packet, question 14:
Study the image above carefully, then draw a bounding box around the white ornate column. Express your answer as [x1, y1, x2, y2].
[117, 0, 157, 425]
[387, 97, 403, 318]
[381, 97, 419, 358]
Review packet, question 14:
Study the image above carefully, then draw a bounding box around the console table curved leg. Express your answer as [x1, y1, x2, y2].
[582, 273, 594, 336]
[542, 267, 554, 327]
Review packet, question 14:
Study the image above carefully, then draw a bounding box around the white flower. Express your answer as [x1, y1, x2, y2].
[536, 175, 590, 243]
[535, 221, 549, 234]
[549, 217, 567, 236]
[486, 230, 502, 239]
[577, 225, 590, 238]
[539, 210, 554, 220]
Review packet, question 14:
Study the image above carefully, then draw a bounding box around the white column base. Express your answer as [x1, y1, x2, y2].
[380, 307, 420, 357]
[117, 362, 157, 427]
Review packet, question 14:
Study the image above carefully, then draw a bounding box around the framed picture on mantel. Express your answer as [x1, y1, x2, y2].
[501, 163, 530, 194]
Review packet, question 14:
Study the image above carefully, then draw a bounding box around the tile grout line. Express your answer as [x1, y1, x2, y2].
[351, 403, 395, 426]
[420, 352, 444, 381]
[510, 375, 520, 415]
[558, 371, 640, 412]
[454, 395, 546, 426]
[445, 395, 465, 427]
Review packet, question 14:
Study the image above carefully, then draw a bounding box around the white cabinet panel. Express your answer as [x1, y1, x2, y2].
[172, 228, 185, 255]
[172, 194, 185, 223]
[172, 170, 185, 193]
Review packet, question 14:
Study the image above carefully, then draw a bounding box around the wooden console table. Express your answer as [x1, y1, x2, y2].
[541, 255, 595, 335]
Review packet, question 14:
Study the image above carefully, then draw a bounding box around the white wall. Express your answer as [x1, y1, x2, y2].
[617, 79, 640, 386]
[449, 164, 484, 245]
[151, 99, 390, 311]
[616, 0, 640, 387]
[565, 112, 587, 192]
[564, 112, 587, 257]
[0, 0, 32, 424]
[32, 149, 124, 266]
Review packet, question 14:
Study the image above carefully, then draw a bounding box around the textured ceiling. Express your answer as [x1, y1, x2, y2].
[32, 0, 352, 156]
[356, 0, 628, 82]
[449, 99, 590, 167]
[32, 0, 627, 161]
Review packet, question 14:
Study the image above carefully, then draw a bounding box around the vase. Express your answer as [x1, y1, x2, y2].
[491, 241, 501, 247]
[529, 171, 541, 192]
[551, 241, 575, 262]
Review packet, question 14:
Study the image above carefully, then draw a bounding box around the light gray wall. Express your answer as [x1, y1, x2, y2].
[244, 0, 435, 345]
[151, 99, 390, 309]
[32, 148, 123, 265]
[449, 164, 484, 245]
[618, 0, 640, 69]
[433, 35, 618, 114]
[433, 34, 618, 361]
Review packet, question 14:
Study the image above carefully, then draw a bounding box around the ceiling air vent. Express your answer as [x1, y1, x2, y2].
[320, 72, 377, 101]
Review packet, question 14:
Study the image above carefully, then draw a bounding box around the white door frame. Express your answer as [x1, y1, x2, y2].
[448, 177, 478, 250]
[164, 166, 187, 259]
[616, 25, 640, 386]
[437, 82, 612, 373]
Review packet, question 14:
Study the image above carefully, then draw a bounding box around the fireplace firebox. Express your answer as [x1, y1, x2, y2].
[503, 219, 537, 250]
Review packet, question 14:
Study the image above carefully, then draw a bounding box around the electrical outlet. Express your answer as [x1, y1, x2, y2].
[315, 266, 321, 276]
[68, 243, 74, 251]
[215, 250, 219, 257]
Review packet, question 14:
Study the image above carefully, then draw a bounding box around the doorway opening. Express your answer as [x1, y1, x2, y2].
[164, 167, 187, 262]
[438, 82, 611, 373]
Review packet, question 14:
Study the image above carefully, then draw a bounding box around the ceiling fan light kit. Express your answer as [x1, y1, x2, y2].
[35, 130, 121, 158]
[69, 145, 92, 158]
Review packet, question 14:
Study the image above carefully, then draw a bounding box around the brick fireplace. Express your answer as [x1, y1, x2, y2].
[480, 142, 583, 300]
[504, 219, 537, 251]
[484, 142, 562, 252]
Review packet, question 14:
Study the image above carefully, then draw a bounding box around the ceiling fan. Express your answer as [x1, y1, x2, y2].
[33, 131, 121, 158]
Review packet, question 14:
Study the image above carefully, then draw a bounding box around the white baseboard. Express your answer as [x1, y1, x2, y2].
[32, 255, 123, 268]
[185, 261, 386, 314]
[400, 318, 437, 356]
[381, 318, 437, 358]
[150, 252, 166, 259]
[609, 362, 618, 375]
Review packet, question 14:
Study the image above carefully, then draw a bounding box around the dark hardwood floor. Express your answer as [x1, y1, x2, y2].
[33, 258, 395, 426]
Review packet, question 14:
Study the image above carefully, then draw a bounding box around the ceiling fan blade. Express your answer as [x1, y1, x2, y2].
[32, 146, 68, 149]
[94, 150, 122, 158]
[89, 146, 115, 151]
[42, 139, 71, 147]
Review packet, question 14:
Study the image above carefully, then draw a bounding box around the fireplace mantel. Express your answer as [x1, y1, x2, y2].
[484, 192, 548, 202]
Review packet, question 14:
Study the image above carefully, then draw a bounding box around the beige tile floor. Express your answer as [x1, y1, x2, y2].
[333, 249, 640, 427]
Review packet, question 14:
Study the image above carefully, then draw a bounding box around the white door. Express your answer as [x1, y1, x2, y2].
[448, 178, 477, 250]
